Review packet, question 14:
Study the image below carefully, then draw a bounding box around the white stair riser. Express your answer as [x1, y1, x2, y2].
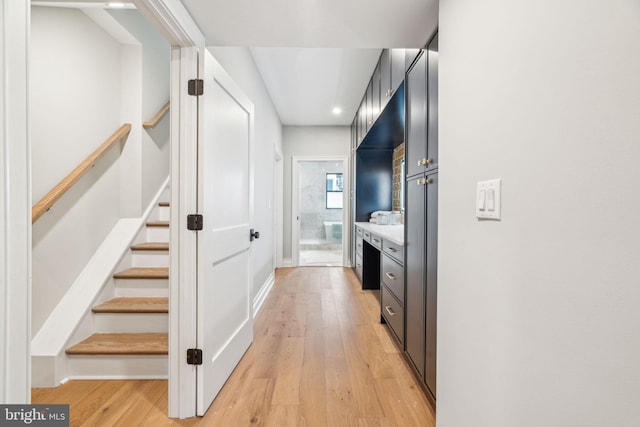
[146, 227, 169, 241]
[158, 206, 170, 221]
[66, 355, 167, 379]
[93, 313, 168, 333]
[131, 252, 169, 268]
[115, 278, 168, 297]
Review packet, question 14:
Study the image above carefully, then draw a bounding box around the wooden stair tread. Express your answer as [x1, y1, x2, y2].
[92, 297, 168, 314]
[113, 267, 168, 280]
[66, 333, 168, 355]
[146, 221, 169, 228]
[159, 201, 170, 207]
[130, 242, 169, 251]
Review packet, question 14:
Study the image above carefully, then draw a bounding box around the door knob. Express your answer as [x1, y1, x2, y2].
[250, 229, 260, 241]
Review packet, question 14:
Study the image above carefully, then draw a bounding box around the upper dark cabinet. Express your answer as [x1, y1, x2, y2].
[366, 80, 373, 132]
[380, 50, 391, 112]
[371, 63, 381, 126]
[380, 48, 405, 114]
[405, 50, 427, 178]
[358, 97, 366, 146]
[426, 34, 439, 171]
[355, 48, 408, 148]
[351, 116, 357, 150]
[391, 49, 406, 94]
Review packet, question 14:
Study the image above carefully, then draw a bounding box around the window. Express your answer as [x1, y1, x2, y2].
[326, 173, 343, 209]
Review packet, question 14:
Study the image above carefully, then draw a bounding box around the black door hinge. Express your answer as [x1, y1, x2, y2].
[187, 348, 203, 365]
[188, 79, 204, 96]
[187, 214, 203, 231]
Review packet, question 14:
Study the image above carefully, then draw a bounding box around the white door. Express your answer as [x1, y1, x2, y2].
[197, 50, 255, 415]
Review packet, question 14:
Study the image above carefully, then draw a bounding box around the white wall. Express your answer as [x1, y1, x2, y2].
[282, 126, 350, 260]
[31, 7, 124, 334]
[208, 47, 283, 295]
[438, 2, 640, 426]
[31, 7, 170, 335]
[109, 9, 170, 210]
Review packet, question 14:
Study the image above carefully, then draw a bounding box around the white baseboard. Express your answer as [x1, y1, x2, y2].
[282, 258, 293, 267]
[253, 271, 275, 317]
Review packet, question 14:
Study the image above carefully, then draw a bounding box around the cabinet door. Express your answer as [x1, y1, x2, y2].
[380, 49, 391, 112]
[427, 33, 439, 169]
[405, 173, 426, 378]
[405, 51, 427, 178]
[371, 63, 381, 125]
[358, 97, 366, 145]
[391, 48, 406, 94]
[351, 117, 357, 150]
[366, 80, 373, 132]
[425, 171, 438, 398]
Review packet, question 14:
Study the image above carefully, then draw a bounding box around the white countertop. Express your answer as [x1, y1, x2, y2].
[355, 222, 404, 246]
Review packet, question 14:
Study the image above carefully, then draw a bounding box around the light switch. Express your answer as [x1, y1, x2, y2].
[476, 179, 501, 220]
[478, 190, 486, 210]
[487, 189, 495, 211]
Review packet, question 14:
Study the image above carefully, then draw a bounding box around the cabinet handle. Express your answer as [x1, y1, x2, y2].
[385, 306, 396, 316]
[356, 264, 362, 267]
[373, 238, 380, 243]
[386, 247, 397, 253]
[357, 243, 362, 247]
[417, 178, 433, 186]
[385, 272, 396, 280]
[418, 158, 433, 167]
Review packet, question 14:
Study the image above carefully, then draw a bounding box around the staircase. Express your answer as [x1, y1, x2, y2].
[64, 200, 170, 379]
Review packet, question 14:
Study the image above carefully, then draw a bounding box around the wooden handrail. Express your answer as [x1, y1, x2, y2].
[32, 123, 132, 223]
[142, 101, 170, 129]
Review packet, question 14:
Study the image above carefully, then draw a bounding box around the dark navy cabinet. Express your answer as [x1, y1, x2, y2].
[404, 31, 439, 402]
[405, 51, 427, 179]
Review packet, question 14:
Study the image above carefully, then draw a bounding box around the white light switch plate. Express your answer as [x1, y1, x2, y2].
[476, 179, 502, 220]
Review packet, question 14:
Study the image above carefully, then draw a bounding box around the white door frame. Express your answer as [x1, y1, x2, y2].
[274, 147, 284, 268]
[291, 156, 349, 267]
[0, 0, 31, 404]
[132, 0, 206, 419]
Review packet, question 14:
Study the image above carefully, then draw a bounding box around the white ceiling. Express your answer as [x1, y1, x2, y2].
[250, 48, 382, 126]
[182, 0, 438, 126]
[39, 0, 438, 125]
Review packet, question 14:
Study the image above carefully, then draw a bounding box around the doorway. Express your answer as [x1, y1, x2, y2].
[292, 157, 348, 266]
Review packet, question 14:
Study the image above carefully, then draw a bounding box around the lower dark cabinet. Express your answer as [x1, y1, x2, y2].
[425, 172, 438, 396]
[405, 170, 438, 400]
[406, 173, 426, 378]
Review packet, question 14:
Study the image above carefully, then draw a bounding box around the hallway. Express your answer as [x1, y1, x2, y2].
[32, 267, 435, 426]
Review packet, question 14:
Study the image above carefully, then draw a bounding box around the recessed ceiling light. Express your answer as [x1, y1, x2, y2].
[332, 107, 342, 115]
[107, 2, 127, 8]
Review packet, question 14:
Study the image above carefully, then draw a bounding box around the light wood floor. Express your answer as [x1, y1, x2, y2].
[32, 267, 435, 426]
